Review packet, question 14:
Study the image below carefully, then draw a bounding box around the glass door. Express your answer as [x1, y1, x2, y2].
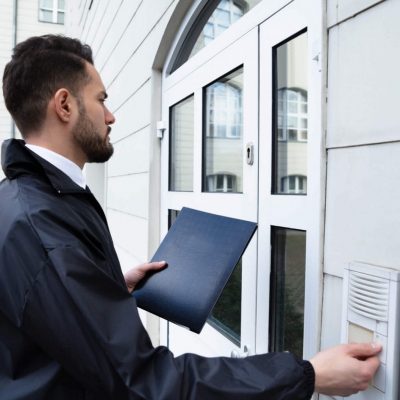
[160, 0, 323, 361]
[160, 28, 259, 357]
[256, 0, 324, 359]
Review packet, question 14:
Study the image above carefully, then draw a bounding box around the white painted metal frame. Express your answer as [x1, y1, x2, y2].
[161, 28, 259, 357]
[161, 0, 325, 360]
[256, 0, 325, 359]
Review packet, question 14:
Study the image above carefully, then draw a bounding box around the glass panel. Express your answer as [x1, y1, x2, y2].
[58, 0, 65, 10]
[208, 260, 242, 345]
[39, 9, 53, 22]
[41, 0, 53, 8]
[272, 31, 308, 194]
[269, 227, 306, 358]
[57, 11, 65, 24]
[171, 0, 262, 72]
[169, 96, 194, 191]
[190, 0, 263, 59]
[168, 209, 179, 228]
[203, 68, 243, 193]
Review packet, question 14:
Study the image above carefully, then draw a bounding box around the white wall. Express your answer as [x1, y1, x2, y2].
[79, 0, 177, 266]
[67, 0, 184, 341]
[0, 1, 14, 152]
[0, 0, 65, 180]
[321, 0, 400, 362]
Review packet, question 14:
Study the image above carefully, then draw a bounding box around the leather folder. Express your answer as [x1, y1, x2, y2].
[133, 207, 257, 333]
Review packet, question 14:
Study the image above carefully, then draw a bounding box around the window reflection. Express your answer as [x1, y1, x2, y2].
[208, 260, 242, 345]
[171, 0, 262, 72]
[190, 0, 249, 58]
[269, 227, 306, 358]
[273, 31, 308, 195]
[203, 68, 243, 193]
[169, 96, 194, 192]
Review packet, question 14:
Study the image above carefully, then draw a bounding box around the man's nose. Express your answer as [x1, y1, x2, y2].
[105, 107, 116, 125]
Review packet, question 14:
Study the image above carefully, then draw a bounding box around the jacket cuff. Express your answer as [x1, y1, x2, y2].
[302, 360, 316, 399]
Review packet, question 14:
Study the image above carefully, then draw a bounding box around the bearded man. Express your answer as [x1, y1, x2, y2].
[0, 35, 380, 400]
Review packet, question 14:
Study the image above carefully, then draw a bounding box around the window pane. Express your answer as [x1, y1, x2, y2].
[39, 9, 53, 22]
[41, 0, 53, 8]
[203, 68, 243, 193]
[168, 209, 179, 228]
[169, 96, 194, 191]
[58, 0, 65, 10]
[269, 227, 306, 358]
[208, 260, 242, 345]
[57, 11, 65, 24]
[272, 31, 308, 194]
[171, 0, 262, 72]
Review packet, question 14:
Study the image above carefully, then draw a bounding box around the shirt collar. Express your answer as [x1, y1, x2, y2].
[25, 144, 87, 189]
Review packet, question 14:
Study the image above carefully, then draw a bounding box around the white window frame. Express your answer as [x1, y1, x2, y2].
[39, 0, 65, 24]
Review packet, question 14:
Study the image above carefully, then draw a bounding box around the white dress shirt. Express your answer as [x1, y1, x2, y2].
[26, 144, 87, 189]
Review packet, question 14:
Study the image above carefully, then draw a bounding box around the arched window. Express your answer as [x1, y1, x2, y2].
[169, 0, 262, 73]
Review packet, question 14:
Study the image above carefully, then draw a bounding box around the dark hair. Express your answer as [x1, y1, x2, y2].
[2, 35, 94, 136]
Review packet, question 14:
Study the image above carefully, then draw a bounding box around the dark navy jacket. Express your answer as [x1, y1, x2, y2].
[0, 139, 315, 399]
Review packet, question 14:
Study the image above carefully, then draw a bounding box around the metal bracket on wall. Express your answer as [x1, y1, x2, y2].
[157, 120, 166, 139]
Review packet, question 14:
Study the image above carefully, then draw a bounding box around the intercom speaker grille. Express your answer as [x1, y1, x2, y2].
[348, 271, 389, 321]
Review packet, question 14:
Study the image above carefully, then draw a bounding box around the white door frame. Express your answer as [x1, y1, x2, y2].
[159, 0, 326, 359]
[160, 28, 259, 357]
[256, 0, 325, 359]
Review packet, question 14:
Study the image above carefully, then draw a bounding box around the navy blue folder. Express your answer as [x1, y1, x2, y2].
[133, 207, 257, 333]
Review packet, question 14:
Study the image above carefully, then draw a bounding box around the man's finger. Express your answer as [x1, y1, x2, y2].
[144, 261, 167, 271]
[363, 354, 381, 373]
[346, 342, 382, 358]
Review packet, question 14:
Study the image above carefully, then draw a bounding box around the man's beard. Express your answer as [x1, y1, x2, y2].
[72, 104, 114, 163]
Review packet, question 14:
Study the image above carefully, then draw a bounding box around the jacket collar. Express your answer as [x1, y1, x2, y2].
[1, 139, 87, 194]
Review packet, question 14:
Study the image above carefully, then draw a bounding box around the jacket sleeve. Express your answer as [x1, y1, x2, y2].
[19, 241, 314, 400]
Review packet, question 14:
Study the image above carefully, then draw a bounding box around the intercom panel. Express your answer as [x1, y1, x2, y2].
[341, 262, 400, 400]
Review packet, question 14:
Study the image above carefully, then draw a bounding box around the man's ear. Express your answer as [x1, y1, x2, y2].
[53, 88, 75, 122]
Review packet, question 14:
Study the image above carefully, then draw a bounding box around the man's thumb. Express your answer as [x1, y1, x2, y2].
[347, 342, 382, 358]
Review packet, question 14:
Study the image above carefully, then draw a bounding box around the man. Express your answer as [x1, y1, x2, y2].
[0, 35, 380, 399]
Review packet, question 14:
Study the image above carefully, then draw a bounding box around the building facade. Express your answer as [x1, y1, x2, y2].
[0, 0, 65, 180]
[65, 1, 399, 399]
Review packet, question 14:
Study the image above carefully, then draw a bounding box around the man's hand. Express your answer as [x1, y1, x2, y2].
[310, 342, 382, 396]
[124, 261, 167, 293]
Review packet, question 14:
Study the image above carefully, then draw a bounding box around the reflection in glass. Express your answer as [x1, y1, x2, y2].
[269, 227, 306, 358]
[171, 0, 262, 72]
[203, 68, 243, 193]
[169, 96, 194, 191]
[168, 209, 179, 228]
[208, 260, 242, 345]
[273, 31, 308, 194]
